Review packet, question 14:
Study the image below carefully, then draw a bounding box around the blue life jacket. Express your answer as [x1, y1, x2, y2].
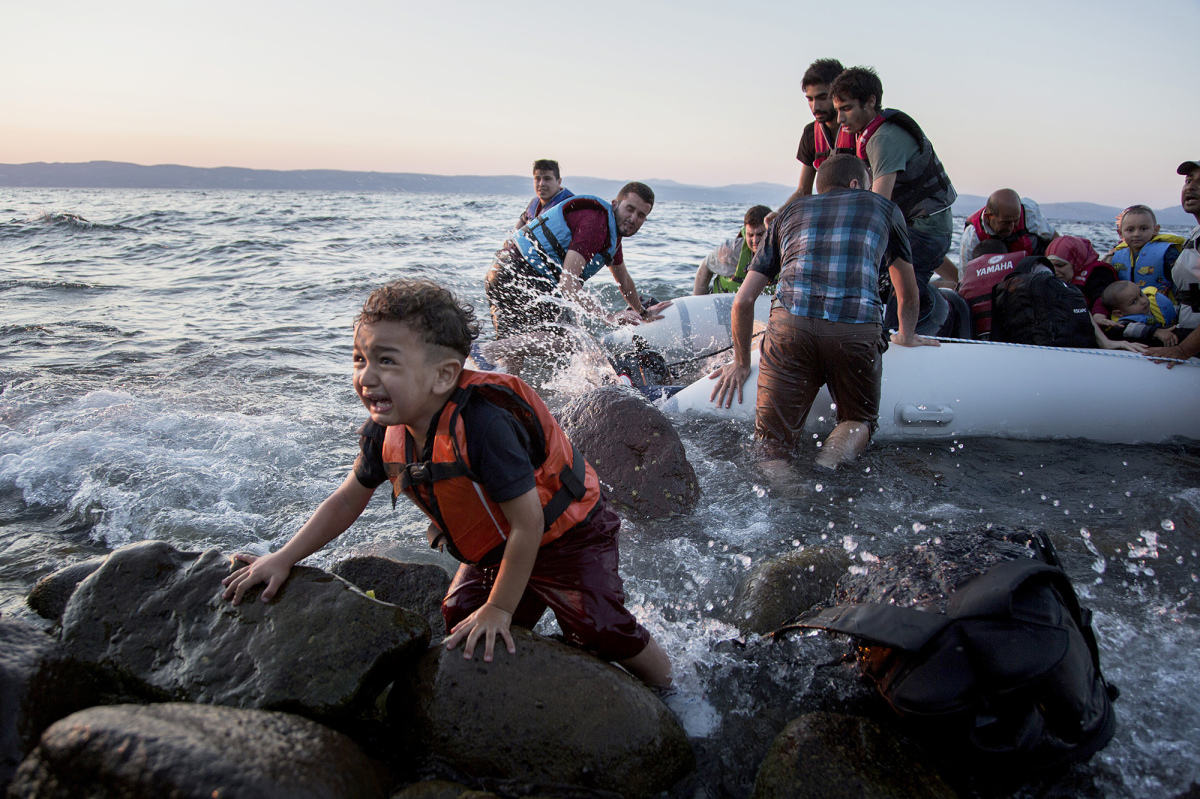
[513, 196, 620, 282]
[521, 188, 575, 226]
[1119, 286, 1177, 326]
[1111, 238, 1180, 298]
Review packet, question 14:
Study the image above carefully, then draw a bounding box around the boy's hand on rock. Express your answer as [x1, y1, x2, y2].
[445, 602, 515, 662]
[221, 552, 292, 605]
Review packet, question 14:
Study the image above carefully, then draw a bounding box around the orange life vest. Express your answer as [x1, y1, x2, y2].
[381, 369, 601, 565]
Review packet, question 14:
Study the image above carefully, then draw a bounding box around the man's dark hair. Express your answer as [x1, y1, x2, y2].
[744, 205, 773, 228]
[356, 279, 480, 358]
[829, 66, 883, 110]
[801, 58, 844, 89]
[815, 154, 870, 193]
[532, 159, 561, 180]
[616, 181, 655, 207]
[971, 238, 1009, 260]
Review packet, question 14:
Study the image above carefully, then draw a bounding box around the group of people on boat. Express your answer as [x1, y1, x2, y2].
[478, 59, 1200, 472]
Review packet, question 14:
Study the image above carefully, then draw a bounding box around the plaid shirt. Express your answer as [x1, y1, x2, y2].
[750, 188, 912, 325]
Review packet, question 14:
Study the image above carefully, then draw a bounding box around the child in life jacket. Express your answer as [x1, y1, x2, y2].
[1101, 280, 1179, 347]
[1102, 205, 1184, 300]
[222, 278, 672, 687]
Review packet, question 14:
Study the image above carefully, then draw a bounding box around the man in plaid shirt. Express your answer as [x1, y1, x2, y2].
[710, 155, 940, 470]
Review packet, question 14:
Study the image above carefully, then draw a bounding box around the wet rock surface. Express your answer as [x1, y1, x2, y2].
[59, 540, 430, 720]
[752, 711, 957, 799]
[25, 557, 107, 622]
[332, 555, 450, 633]
[732, 547, 850, 635]
[7, 702, 389, 799]
[391, 627, 693, 799]
[0, 621, 61, 792]
[558, 385, 699, 518]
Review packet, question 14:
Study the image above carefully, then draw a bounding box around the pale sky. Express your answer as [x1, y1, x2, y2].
[4, 0, 1198, 208]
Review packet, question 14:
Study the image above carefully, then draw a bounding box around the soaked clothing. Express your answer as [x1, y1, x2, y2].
[756, 308, 884, 457]
[441, 495, 650, 662]
[354, 399, 650, 662]
[749, 188, 908, 452]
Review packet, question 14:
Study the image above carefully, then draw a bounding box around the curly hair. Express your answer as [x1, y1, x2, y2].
[356, 279, 480, 357]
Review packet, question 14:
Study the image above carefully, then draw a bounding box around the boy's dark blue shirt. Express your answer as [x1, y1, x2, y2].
[354, 394, 537, 503]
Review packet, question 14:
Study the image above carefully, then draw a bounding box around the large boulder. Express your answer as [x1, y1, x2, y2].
[7, 703, 389, 799]
[26, 557, 107, 622]
[732, 548, 850, 635]
[753, 712, 957, 799]
[390, 628, 694, 799]
[557, 385, 699, 518]
[331, 555, 450, 634]
[0, 620, 93, 793]
[59, 540, 430, 720]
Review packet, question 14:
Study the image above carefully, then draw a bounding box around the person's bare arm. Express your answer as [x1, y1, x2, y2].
[443, 488, 543, 661]
[1091, 316, 1146, 353]
[1145, 325, 1200, 366]
[557, 250, 627, 325]
[709, 271, 770, 407]
[871, 172, 898, 201]
[692, 262, 713, 295]
[888, 258, 939, 348]
[798, 164, 816, 198]
[222, 472, 375, 604]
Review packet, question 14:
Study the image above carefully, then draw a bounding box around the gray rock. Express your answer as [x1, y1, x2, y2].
[0, 621, 58, 792]
[332, 556, 450, 634]
[558, 385, 699, 518]
[733, 548, 850, 635]
[59, 540, 430, 720]
[7, 703, 388, 799]
[391, 627, 693, 799]
[753, 712, 957, 799]
[26, 557, 107, 622]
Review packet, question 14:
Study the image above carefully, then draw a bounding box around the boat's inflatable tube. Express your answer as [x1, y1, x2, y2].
[661, 340, 1200, 444]
[601, 293, 772, 365]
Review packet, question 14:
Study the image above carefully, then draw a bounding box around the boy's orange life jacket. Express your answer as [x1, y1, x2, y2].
[381, 369, 600, 565]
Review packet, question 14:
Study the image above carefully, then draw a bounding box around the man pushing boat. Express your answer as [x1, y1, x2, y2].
[708, 155, 938, 471]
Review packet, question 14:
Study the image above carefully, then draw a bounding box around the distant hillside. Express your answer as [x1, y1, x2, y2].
[0, 161, 793, 206]
[951, 193, 1192, 227]
[0, 161, 1193, 225]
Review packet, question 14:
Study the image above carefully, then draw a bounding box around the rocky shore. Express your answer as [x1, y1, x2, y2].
[0, 393, 1140, 798]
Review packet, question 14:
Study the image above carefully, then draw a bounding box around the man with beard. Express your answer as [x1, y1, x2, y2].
[485, 181, 666, 340]
[791, 58, 847, 201]
[1147, 160, 1200, 362]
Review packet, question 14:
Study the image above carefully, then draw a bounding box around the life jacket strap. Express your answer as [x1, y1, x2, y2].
[541, 447, 587, 532]
[399, 461, 469, 491]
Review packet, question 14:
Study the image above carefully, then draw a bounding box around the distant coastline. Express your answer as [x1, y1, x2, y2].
[0, 161, 1192, 226]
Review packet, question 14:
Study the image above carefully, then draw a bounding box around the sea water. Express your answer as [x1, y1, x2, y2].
[1, 188, 1197, 798]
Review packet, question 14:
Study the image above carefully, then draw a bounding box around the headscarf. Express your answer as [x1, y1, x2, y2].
[1045, 236, 1100, 281]
[1046, 235, 1115, 314]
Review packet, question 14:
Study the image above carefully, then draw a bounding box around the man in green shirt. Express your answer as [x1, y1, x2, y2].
[830, 66, 958, 334]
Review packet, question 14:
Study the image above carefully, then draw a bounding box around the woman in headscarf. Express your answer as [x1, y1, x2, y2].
[1045, 235, 1117, 324]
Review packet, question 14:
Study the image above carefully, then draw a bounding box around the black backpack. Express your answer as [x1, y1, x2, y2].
[780, 534, 1117, 775]
[991, 257, 1095, 348]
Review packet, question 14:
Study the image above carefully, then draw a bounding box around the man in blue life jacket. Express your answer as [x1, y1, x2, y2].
[830, 66, 958, 335]
[515, 159, 575, 229]
[485, 181, 667, 340]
